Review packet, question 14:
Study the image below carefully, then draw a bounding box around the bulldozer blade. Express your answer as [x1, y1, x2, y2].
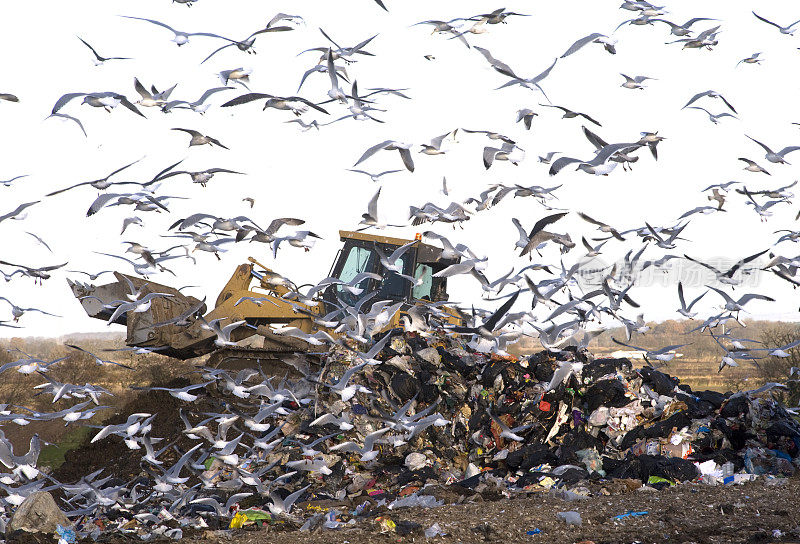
[68, 272, 206, 350]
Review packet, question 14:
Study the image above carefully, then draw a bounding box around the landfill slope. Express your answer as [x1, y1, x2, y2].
[9, 329, 795, 543]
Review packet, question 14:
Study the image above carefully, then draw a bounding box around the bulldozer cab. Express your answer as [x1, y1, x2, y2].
[323, 231, 458, 311]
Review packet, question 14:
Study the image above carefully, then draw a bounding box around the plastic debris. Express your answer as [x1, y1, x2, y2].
[425, 522, 446, 538]
[612, 511, 649, 520]
[557, 511, 583, 527]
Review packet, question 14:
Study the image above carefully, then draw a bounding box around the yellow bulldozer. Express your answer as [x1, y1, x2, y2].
[68, 230, 463, 370]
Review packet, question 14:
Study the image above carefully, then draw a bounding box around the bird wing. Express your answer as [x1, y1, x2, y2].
[682, 254, 721, 275]
[117, 95, 146, 117]
[511, 218, 529, 245]
[482, 290, 520, 331]
[354, 140, 393, 167]
[77, 36, 102, 60]
[718, 94, 737, 114]
[366, 187, 381, 220]
[777, 146, 800, 157]
[474, 47, 518, 78]
[752, 11, 781, 29]
[737, 293, 775, 305]
[548, 156, 581, 176]
[397, 147, 415, 172]
[745, 135, 772, 154]
[521, 212, 568, 255]
[677, 281, 688, 309]
[581, 125, 608, 150]
[284, 96, 329, 114]
[121, 16, 176, 33]
[577, 111, 602, 127]
[133, 78, 151, 99]
[51, 92, 87, 114]
[220, 93, 274, 107]
[724, 248, 768, 277]
[687, 289, 707, 311]
[560, 33, 603, 58]
[683, 90, 710, 109]
[199, 43, 234, 64]
[530, 57, 558, 84]
[171, 127, 202, 138]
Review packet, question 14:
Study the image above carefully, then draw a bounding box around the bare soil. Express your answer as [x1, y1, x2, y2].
[187, 478, 800, 544]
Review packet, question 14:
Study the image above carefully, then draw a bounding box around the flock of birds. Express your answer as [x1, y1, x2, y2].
[1, 2, 799, 367]
[0, 0, 799, 528]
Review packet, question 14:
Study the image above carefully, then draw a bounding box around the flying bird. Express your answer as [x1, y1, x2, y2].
[171, 128, 229, 149]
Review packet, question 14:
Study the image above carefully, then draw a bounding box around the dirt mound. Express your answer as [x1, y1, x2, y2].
[52, 377, 217, 483]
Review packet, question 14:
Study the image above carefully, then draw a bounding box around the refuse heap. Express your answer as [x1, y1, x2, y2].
[11, 330, 800, 538]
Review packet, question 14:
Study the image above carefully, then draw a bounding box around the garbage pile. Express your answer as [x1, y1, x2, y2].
[3, 329, 800, 539]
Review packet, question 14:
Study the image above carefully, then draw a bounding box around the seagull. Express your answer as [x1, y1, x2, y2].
[268, 484, 311, 516]
[676, 282, 706, 318]
[51, 91, 146, 117]
[736, 52, 763, 67]
[685, 106, 737, 124]
[374, 240, 417, 273]
[706, 285, 775, 312]
[483, 141, 524, 169]
[324, 49, 348, 103]
[620, 74, 656, 89]
[0, 175, 27, 188]
[538, 151, 560, 164]
[347, 169, 402, 182]
[158, 168, 243, 187]
[319, 361, 371, 402]
[221, 92, 328, 116]
[105, 292, 175, 325]
[0, 93, 19, 103]
[133, 382, 213, 402]
[486, 409, 532, 441]
[745, 135, 800, 164]
[516, 108, 538, 130]
[354, 140, 415, 172]
[162, 86, 233, 114]
[448, 291, 520, 339]
[171, 128, 228, 149]
[77, 36, 130, 65]
[739, 158, 770, 175]
[419, 131, 453, 155]
[200, 317, 247, 346]
[683, 90, 737, 114]
[612, 338, 689, 362]
[519, 212, 569, 257]
[46, 158, 141, 196]
[752, 11, 800, 35]
[549, 142, 642, 176]
[0, 297, 60, 322]
[133, 78, 177, 107]
[66, 344, 134, 370]
[0, 201, 39, 224]
[218, 68, 252, 89]
[120, 16, 226, 46]
[651, 17, 716, 36]
[577, 212, 626, 241]
[560, 32, 617, 57]
[330, 428, 390, 462]
[540, 103, 602, 126]
[683, 249, 768, 285]
[200, 23, 295, 64]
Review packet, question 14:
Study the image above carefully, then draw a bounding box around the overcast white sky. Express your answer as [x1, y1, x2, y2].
[1, 0, 799, 338]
